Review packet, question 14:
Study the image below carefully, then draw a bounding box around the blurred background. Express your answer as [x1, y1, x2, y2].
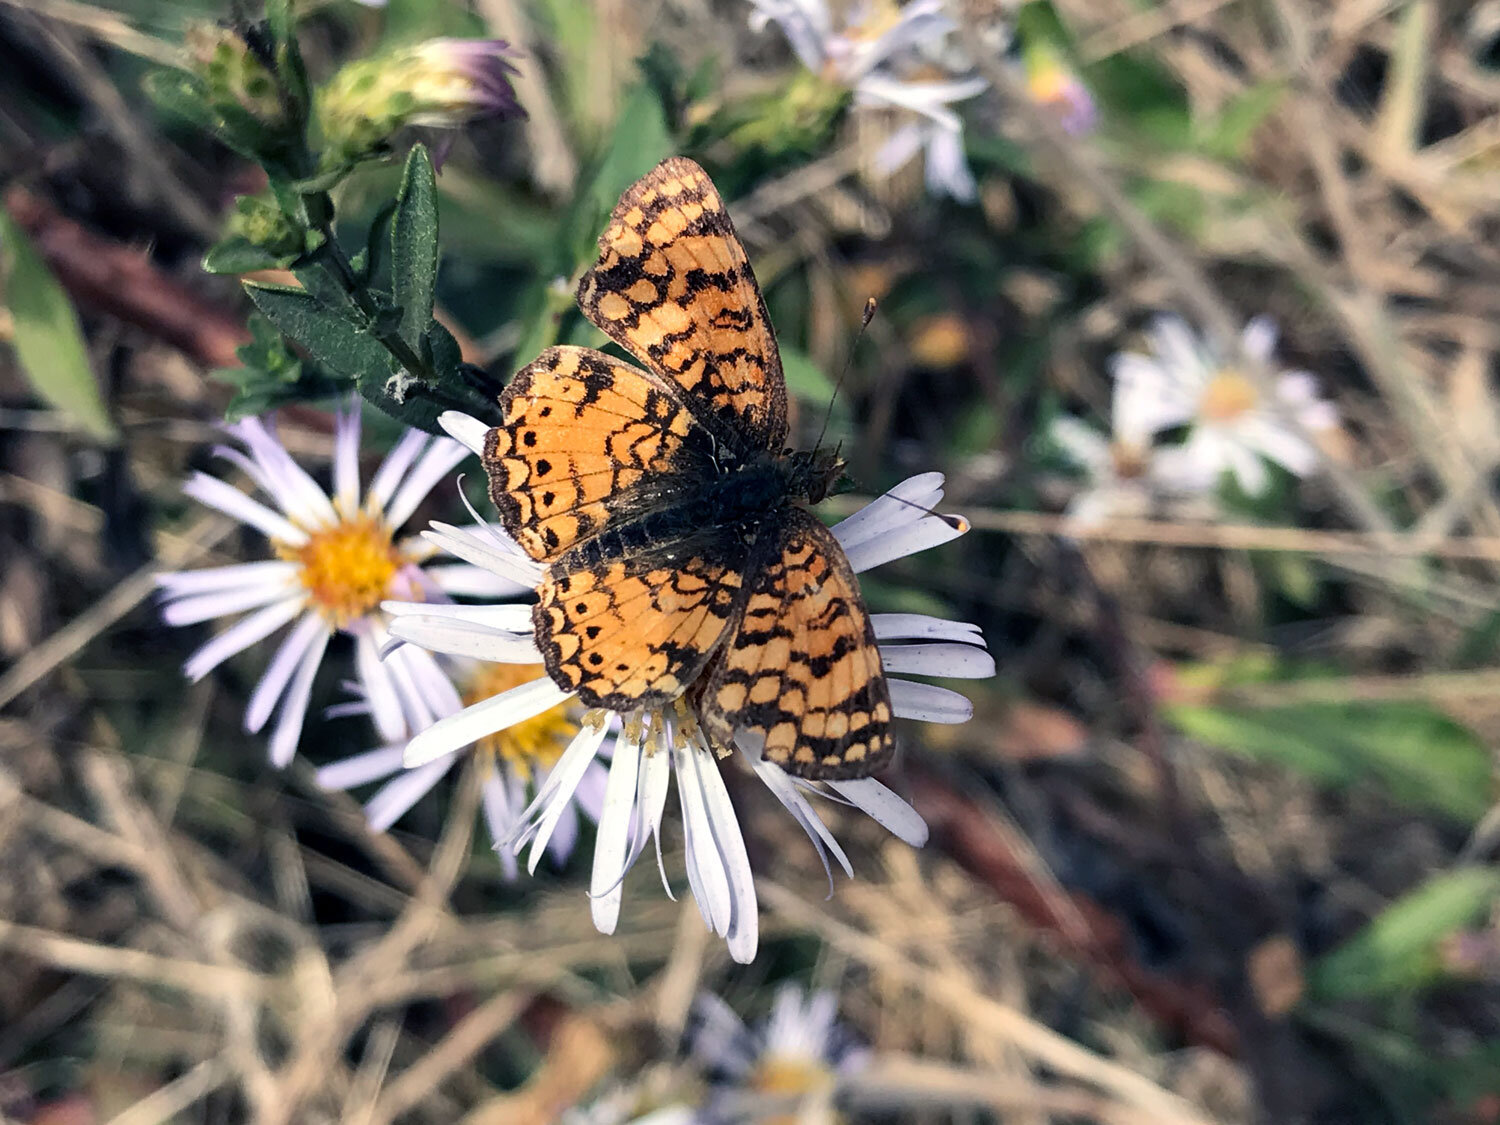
[3, 0, 1500, 1121]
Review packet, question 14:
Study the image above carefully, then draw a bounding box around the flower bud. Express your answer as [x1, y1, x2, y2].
[317, 38, 522, 167]
[1021, 39, 1096, 136]
[184, 21, 288, 130]
[227, 193, 306, 260]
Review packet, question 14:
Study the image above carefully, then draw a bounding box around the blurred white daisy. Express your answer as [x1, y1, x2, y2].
[156, 406, 515, 765]
[747, 0, 989, 200]
[382, 411, 993, 963]
[315, 658, 607, 878]
[1111, 315, 1339, 496]
[693, 983, 867, 1122]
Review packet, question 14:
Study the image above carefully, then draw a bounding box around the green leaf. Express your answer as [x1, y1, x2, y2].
[245, 281, 396, 384]
[1166, 699, 1494, 823]
[0, 208, 116, 441]
[779, 345, 835, 404]
[1308, 868, 1500, 1002]
[203, 235, 290, 275]
[391, 145, 439, 347]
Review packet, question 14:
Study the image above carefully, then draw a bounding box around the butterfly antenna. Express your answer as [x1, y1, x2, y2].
[812, 296, 878, 453]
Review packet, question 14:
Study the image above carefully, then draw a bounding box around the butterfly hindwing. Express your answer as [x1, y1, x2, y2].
[578, 156, 789, 454]
[485, 345, 709, 563]
[701, 509, 894, 779]
[534, 550, 744, 711]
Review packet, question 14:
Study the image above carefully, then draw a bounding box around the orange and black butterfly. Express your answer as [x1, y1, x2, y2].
[481, 157, 893, 779]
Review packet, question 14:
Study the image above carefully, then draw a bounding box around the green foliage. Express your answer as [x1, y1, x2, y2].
[1308, 868, 1500, 1002]
[1165, 699, 1494, 824]
[0, 208, 116, 441]
[214, 313, 341, 418]
[391, 145, 439, 347]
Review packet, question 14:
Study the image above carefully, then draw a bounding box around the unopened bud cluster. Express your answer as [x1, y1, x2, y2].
[317, 38, 522, 167]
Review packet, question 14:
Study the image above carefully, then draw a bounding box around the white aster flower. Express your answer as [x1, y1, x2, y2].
[693, 983, 866, 1120]
[156, 406, 519, 765]
[384, 411, 993, 964]
[315, 658, 607, 877]
[749, 0, 989, 200]
[1049, 368, 1215, 528]
[1110, 315, 1339, 497]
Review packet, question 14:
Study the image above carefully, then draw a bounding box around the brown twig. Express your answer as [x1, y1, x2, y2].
[2, 185, 248, 369]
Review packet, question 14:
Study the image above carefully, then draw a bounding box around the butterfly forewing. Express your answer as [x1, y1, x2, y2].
[486, 345, 707, 563]
[701, 510, 894, 779]
[577, 156, 789, 454]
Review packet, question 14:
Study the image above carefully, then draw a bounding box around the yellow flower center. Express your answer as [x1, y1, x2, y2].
[749, 1055, 838, 1125]
[463, 662, 578, 780]
[1200, 370, 1259, 422]
[278, 513, 401, 626]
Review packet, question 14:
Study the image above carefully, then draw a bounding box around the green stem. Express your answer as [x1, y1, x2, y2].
[301, 189, 434, 383]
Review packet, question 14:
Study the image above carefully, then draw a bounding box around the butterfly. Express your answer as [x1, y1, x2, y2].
[481, 156, 893, 779]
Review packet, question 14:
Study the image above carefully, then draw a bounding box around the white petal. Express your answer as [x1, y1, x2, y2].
[1049, 416, 1110, 473]
[871, 613, 985, 645]
[334, 405, 362, 515]
[842, 514, 966, 574]
[425, 564, 532, 599]
[367, 430, 429, 511]
[1148, 316, 1210, 386]
[746, 746, 853, 879]
[439, 411, 491, 457]
[156, 561, 299, 597]
[921, 124, 977, 202]
[676, 743, 732, 936]
[636, 731, 674, 896]
[267, 625, 330, 766]
[1242, 416, 1318, 477]
[871, 121, 926, 176]
[525, 719, 611, 873]
[827, 777, 928, 846]
[244, 612, 328, 733]
[386, 615, 541, 664]
[385, 642, 464, 724]
[831, 472, 944, 551]
[880, 642, 995, 679]
[591, 725, 643, 934]
[1241, 316, 1279, 362]
[545, 802, 581, 864]
[229, 417, 337, 528]
[572, 759, 609, 823]
[364, 756, 455, 831]
[182, 597, 304, 681]
[888, 678, 973, 723]
[481, 771, 520, 854]
[382, 600, 534, 631]
[160, 580, 300, 627]
[404, 676, 572, 767]
[383, 437, 470, 528]
[182, 473, 307, 545]
[315, 744, 407, 791]
[1223, 437, 1270, 495]
[690, 739, 758, 963]
[422, 522, 544, 587]
[355, 629, 407, 742]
